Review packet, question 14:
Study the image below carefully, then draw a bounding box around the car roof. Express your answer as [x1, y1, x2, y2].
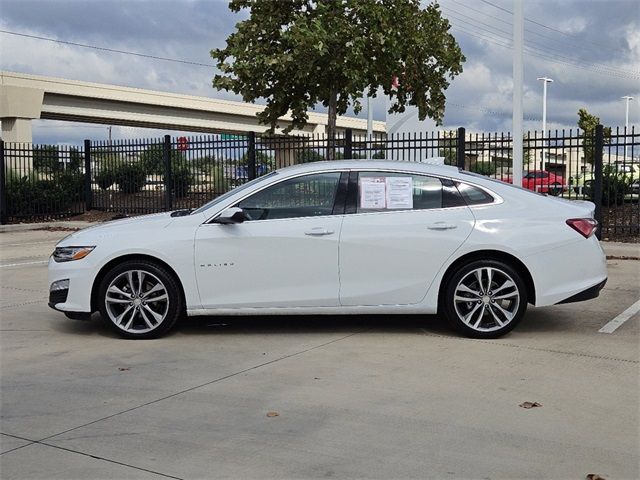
[275, 159, 461, 178]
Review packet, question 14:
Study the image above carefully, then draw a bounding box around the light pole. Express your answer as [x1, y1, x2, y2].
[537, 76, 553, 171]
[622, 96, 633, 160]
[512, 0, 524, 187]
[367, 90, 373, 160]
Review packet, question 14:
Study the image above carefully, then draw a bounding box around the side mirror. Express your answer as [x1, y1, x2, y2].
[212, 207, 248, 224]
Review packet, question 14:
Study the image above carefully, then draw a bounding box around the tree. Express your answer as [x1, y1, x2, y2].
[212, 0, 464, 159]
[139, 144, 185, 175]
[577, 108, 611, 164]
[33, 145, 61, 174]
[438, 130, 457, 166]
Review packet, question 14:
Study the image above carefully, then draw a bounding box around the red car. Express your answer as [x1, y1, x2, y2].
[501, 170, 565, 195]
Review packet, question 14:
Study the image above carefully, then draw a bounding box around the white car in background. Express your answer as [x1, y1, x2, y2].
[48, 160, 607, 339]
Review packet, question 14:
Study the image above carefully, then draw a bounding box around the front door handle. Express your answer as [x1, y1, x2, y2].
[427, 222, 457, 230]
[305, 227, 334, 236]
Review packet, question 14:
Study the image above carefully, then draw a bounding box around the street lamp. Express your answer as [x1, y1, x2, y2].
[537, 77, 553, 171]
[621, 96, 633, 160]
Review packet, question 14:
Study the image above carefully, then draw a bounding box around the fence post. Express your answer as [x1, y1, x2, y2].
[593, 124, 604, 239]
[0, 140, 6, 225]
[247, 131, 257, 180]
[344, 129, 353, 159]
[456, 127, 466, 169]
[83, 139, 92, 211]
[163, 135, 173, 211]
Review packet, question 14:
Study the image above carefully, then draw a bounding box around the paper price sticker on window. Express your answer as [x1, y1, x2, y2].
[385, 177, 413, 209]
[360, 177, 387, 209]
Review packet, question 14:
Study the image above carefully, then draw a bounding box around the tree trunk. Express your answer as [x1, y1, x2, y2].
[326, 89, 337, 160]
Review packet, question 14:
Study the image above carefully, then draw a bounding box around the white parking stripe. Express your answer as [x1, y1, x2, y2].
[0, 260, 49, 268]
[599, 299, 640, 334]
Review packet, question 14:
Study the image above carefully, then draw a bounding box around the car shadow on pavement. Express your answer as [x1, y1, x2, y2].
[175, 314, 453, 337]
[49, 308, 575, 339]
[49, 312, 453, 338]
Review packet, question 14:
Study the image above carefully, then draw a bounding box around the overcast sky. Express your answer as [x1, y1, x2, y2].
[0, 0, 638, 144]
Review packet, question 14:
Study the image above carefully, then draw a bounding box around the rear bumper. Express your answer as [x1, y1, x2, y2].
[524, 235, 607, 307]
[556, 278, 607, 304]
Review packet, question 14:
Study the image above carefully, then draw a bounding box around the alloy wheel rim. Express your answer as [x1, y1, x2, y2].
[453, 267, 520, 332]
[105, 270, 169, 334]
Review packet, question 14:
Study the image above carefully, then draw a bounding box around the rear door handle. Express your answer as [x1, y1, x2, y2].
[305, 227, 334, 236]
[427, 222, 457, 230]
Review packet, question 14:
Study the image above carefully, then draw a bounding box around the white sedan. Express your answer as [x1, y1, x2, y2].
[48, 160, 607, 339]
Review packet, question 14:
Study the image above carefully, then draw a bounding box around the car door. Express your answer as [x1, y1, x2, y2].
[339, 171, 475, 306]
[195, 171, 346, 309]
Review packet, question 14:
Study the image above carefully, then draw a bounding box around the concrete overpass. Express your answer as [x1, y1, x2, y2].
[0, 71, 385, 143]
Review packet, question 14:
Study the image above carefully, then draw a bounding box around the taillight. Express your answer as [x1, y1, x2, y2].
[566, 218, 598, 238]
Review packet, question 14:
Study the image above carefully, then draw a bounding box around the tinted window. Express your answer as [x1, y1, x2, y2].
[237, 172, 341, 220]
[356, 172, 446, 213]
[455, 182, 495, 206]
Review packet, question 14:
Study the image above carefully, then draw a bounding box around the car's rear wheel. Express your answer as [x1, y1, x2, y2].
[442, 260, 528, 338]
[98, 260, 182, 339]
[548, 182, 562, 196]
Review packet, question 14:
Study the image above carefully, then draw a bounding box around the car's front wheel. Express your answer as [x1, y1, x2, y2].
[98, 260, 183, 339]
[442, 260, 528, 338]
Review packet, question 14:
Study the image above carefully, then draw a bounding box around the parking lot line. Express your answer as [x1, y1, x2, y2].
[599, 299, 640, 334]
[0, 260, 48, 268]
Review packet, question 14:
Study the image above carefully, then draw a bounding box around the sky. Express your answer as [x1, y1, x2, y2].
[0, 0, 638, 145]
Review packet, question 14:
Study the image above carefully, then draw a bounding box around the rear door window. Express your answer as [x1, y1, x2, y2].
[355, 172, 462, 213]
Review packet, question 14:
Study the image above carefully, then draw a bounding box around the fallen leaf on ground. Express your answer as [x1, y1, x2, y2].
[586, 474, 607, 480]
[266, 411, 279, 417]
[118, 367, 130, 371]
[519, 401, 542, 409]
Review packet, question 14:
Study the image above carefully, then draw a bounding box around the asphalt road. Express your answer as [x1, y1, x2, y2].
[1, 229, 638, 480]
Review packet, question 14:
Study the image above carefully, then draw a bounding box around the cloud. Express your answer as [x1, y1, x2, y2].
[0, 0, 638, 144]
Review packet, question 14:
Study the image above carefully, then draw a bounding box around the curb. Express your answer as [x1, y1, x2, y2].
[0, 221, 98, 233]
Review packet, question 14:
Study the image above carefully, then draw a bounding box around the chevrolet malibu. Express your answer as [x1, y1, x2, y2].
[48, 160, 607, 339]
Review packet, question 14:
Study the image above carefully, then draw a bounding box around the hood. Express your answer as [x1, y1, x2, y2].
[57, 212, 175, 246]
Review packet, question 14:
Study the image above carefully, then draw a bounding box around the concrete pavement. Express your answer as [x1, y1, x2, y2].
[0, 229, 638, 479]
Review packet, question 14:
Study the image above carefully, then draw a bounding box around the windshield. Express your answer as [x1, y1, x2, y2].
[191, 172, 278, 215]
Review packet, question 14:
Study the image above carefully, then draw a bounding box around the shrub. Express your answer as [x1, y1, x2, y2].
[170, 165, 194, 198]
[296, 149, 325, 163]
[601, 166, 630, 206]
[139, 144, 185, 175]
[33, 145, 62, 174]
[5, 172, 72, 216]
[114, 163, 147, 194]
[469, 162, 496, 176]
[56, 170, 85, 202]
[94, 167, 116, 190]
[207, 163, 232, 194]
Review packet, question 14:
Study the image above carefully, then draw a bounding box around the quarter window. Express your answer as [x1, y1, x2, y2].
[236, 172, 341, 221]
[455, 182, 495, 205]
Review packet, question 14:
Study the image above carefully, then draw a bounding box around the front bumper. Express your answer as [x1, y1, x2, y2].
[48, 256, 96, 313]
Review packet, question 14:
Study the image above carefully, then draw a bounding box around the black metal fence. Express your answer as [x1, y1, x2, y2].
[1, 126, 638, 241]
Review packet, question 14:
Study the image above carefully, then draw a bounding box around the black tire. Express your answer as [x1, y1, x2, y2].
[583, 180, 594, 199]
[548, 182, 562, 196]
[442, 259, 528, 339]
[98, 260, 183, 339]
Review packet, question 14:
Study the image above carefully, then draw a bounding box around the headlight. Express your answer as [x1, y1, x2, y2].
[52, 246, 95, 262]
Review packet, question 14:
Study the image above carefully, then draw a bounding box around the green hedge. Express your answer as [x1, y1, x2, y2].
[5, 172, 73, 216]
[114, 163, 147, 193]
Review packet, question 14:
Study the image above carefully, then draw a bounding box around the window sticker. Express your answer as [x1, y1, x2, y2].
[385, 177, 413, 209]
[360, 177, 386, 209]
